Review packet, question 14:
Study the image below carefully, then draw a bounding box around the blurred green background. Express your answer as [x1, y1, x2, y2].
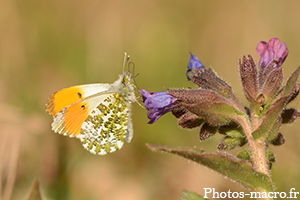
[1, 0, 300, 199]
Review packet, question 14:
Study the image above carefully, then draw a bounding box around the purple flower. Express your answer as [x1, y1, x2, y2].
[256, 38, 288, 68]
[139, 89, 177, 124]
[186, 52, 205, 80]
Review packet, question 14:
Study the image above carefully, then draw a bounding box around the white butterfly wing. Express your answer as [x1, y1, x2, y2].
[47, 74, 135, 155]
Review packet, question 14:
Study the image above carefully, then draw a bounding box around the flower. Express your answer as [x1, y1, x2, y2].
[186, 52, 205, 80]
[256, 38, 288, 68]
[139, 89, 177, 124]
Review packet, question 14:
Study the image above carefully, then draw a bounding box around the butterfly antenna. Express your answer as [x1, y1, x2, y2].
[126, 60, 144, 108]
[128, 61, 141, 89]
[123, 52, 130, 74]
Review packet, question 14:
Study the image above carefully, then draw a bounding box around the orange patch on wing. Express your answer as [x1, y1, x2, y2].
[63, 102, 90, 136]
[46, 86, 84, 116]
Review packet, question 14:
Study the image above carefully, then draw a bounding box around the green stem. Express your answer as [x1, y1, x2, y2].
[238, 115, 272, 200]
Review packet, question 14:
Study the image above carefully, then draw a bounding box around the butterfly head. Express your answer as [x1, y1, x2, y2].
[122, 72, 132, 84]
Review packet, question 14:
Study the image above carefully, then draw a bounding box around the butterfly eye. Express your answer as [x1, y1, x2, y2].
[123, 76, 129, 84]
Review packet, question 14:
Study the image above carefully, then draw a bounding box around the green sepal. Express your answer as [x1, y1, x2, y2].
[181, 97, 247, 126]
[237, 150, 253, 163]
[269, 132, 285, 146]
[261, 67, 283, 104]
[179, 112, 205, 129]
[218, 136, 246, 150]
[191, 68, 245, 112]
[266, 149, 276, 169]
[218, 123, 245, 138]
[168, 89, 247, 127]
[281, 108, 300, 124]
[239, 55, 259, 106]
[199, 123, 218, 141]
[218, 123, 246, 150]
[266, 149, 275, 163]
[252, 66, 300, 140]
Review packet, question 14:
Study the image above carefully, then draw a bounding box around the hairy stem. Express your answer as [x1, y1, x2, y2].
[238, 115, 272, 199]
[251, 113, 270, 175]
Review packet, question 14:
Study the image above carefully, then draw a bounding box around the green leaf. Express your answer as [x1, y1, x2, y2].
[286, 83, 300, 105]
[282, 66, 300, 97]
[181, 190, 208, 200]
[252, 97, 286, 140]
[146, 144, 273, 192]
[26, 179, 44, 200]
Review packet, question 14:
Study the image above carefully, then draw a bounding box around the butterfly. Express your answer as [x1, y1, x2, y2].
[46, 53, 136, 155]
